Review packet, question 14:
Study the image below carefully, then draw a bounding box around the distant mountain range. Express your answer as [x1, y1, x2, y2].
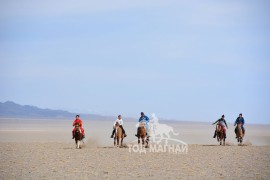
[0, 101, 116, 120]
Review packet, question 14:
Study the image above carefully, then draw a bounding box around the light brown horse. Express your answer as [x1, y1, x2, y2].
[137, 122, 149, 146]
[216, 124, 225, 146]
[114, 122, 124, 147]
[236, 123, 243, 144]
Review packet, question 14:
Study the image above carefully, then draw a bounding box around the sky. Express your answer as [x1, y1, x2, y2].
[0, 0, 269, 124]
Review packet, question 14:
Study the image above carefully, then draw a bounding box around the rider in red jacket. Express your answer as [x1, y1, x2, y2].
[72, 115, 85, 139]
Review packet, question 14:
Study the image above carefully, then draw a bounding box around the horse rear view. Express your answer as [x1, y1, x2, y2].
[236, 123, 244, 145]
[216, 124, 225, 146]
[74, 123, 83, 149]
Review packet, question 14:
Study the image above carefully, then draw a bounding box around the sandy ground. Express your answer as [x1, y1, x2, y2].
[0, 118, 270, 179]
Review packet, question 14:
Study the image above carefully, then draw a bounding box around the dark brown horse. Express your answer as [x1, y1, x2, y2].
[114, 122, 124, 147]
[236, 123, 244, 144]
[216, 124, 225, 146]
[137, 122, 149, 147]
[74, 123, 83, 149]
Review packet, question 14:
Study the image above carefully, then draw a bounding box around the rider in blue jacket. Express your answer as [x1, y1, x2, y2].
[234, 113, 245, 138]
[135, 112, 149, 137]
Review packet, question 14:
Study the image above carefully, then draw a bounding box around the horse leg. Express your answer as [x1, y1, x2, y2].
[142, 138, 145, 145]
[117, 137, 119, 146]
[146, 136, 149, 145]
[121, 138, 123, 146]
[114, 138, 116, 146]
[138, 138, 140, 144]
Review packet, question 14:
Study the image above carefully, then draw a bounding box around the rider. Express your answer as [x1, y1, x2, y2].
[110, 115, 127, 138]
[234, 113, 245, 138]
[135, 112, 150, 137]
[72, 115, 85, 139]
[212, 115, 228, 139]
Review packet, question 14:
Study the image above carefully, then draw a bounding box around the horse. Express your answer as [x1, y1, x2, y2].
[74, 123, 83, 149]
[236, 123, 244, 144]
[114, 122, 124, 147]
[216, 123, 225, 146]
[137, 122, 149, 147]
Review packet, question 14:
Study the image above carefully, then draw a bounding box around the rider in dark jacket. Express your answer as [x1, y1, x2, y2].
[212, 115, 228, 138]
[234, 113, 245, 138]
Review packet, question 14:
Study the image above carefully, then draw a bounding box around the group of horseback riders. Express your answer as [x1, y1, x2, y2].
[72, 112, 149, 140]
[71, 112, 246, 140]
[212, 113, 245, 139]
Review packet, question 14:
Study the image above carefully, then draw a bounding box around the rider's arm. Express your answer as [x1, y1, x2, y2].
[234, 118, 238, 126]
[212, 119, 219, 125]
[113, 120, 117, 127]
[224, 120, 228, 128]
[145, 116, 150, 121]
[242, 118, 245, 125]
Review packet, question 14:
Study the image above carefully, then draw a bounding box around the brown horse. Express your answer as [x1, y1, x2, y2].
[137, 122, 149, 146]
[216, 124, 225, 146]
[74, 123, 83, 149]
[236, 123, 243, 144]
[114, 122, 124, 147]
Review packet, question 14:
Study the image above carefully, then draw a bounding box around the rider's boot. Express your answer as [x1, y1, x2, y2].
[224, 133, 227, 139]
[135, 128, 139, 137]
[110, 134, 114, 138]
[213, 131, 216, 138]
[124, 134, 127, 137]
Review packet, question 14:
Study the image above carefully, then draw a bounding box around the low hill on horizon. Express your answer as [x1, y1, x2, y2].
[0, 101, 116, 120]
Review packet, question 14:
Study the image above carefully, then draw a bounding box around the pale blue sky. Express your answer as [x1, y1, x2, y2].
[0, 0, 269, 123]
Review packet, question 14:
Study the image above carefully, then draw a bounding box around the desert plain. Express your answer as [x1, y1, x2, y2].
[0, 118, 269, 179]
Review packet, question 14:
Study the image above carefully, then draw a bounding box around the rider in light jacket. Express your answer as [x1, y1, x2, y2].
[110, 115, 127, 138]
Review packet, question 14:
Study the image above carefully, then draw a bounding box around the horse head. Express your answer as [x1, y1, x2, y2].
[139, 121, 145, 127]
[75, 123, 80, 131]
[216, 124, 222, 133]
[115, 121, 120, 128]
[237, 123, 242, 128]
